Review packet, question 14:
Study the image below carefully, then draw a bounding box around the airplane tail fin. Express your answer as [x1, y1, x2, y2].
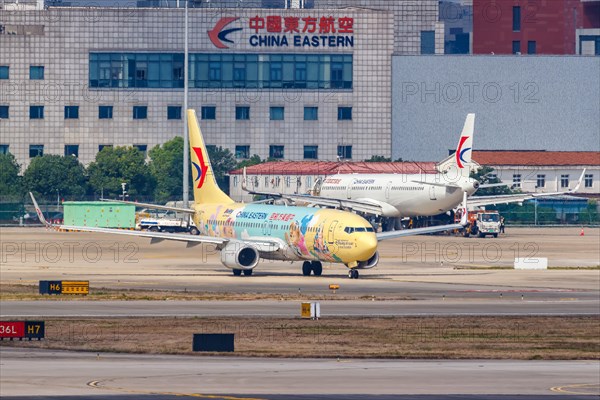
[454, 113, 475, 170]
[437, 114, 475, 177]
[187, 109, 234, 205]
[29, 192, 51, 227]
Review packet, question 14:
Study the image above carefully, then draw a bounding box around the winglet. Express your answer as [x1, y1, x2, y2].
[29, 192, 50, 227]
[460, 191, 468, 226]
[242, 167, 249, 192]
[571, 169, 586, 193]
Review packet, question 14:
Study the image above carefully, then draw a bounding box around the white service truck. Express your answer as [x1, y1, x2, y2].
[136, 211, 199, 235]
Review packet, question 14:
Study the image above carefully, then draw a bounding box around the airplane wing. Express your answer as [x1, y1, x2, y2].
[30, 193, 281, 253]
[376, 192, 469, 241]
[468, 169, 586, 209]
[100, 198, 195, 214]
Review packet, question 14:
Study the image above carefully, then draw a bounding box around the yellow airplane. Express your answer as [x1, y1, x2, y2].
[31, 110, 467, 279]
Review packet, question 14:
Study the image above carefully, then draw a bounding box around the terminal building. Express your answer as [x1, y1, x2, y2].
[0, 0, 598, 173]
[0, 0, 442, 168]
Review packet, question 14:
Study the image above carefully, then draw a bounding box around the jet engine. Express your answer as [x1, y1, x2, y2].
[220, 243, 260, 270]
[357, 251, 379, 269]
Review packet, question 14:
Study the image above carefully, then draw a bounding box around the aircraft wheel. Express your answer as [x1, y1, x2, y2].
[189, 227, 200, 235]
[302, 261, 312, 276]
[243, 269, 253, 276]
[233, 269, 242, 276]
[312, 261, 323, 276]
[478, 232, 485, 238]
[149, 226, 159, 232]
[348, 269, 359, 279]
[493, 233, 498, 238]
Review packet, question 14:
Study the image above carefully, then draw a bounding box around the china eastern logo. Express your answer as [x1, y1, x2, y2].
[208, 17, 241, 49]
[455, 136, 472, 169]
[192, 147, 209, 189]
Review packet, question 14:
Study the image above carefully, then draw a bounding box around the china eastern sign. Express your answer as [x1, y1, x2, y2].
[208, 15, 355, 49]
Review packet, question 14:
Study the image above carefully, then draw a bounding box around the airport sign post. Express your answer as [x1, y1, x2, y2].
[0, 321, 45, 341]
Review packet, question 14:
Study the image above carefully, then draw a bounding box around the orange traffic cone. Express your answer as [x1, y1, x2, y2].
[580, 227, 585, 236]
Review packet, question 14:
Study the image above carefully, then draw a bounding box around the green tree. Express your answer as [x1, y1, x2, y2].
[206, 146, 237, 193]
[23, 155, 87, 200]
[148, 137, 192, 203]
[365, 155, 392, 162]
[470, 166, 515, 196]
[0, 153, 23, 200]
[236, 154, 263, 170]
[87, 146, 155, 198]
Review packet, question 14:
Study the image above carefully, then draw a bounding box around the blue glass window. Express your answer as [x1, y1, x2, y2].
[134, 144, 148, 157]
[338, 106, 352, 121]
[98, 144, 113, 152]
[201, 106, 216, 120]
[236, 106, 250, 121]
[421, 31, 435, 54]
[30, 66, 44, 80]
[512, 41, 521, 54]
[90, 53, 352, 90]
[64, 145, 79, 158]
[304, 145, 318, 160]
[527, 41, 536, 54]
[338, 145, 352, 160]
[304, 106, 318, 121]
[29, 144, 44, 158]
[99, 106, 113, 119]
[64, 106, 79, 119]
[30, 106, 44, 119]
[0, 66, 8, 80]
[167, 106, 182, 120]
[0, 105, 8, 119]
[270, 106, 284, 121]
[269, 145, 284, 159]
[513, 6, 521, 32]
[133, 106, 147, 120]
[0, 145, 9, 155]
[235, 145, 250, 159]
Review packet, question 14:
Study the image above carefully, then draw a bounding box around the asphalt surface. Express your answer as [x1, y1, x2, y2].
[1, 298, 599, 318]
[1, 348, 599, 399]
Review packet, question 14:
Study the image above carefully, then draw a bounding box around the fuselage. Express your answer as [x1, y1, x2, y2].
[318, 173, 479, 217]
[192, 202, 377, 265]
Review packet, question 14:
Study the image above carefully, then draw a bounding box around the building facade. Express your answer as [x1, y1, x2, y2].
[0, 5, 399, 167]
[473, 0, 600, 55]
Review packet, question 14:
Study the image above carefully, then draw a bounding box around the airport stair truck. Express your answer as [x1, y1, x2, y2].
[457, 210, 501, 238]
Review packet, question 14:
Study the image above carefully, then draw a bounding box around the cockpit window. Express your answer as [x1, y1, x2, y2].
[345, 226, 375, 234]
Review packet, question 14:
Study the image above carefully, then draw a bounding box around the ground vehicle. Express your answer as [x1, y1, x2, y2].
[136, 211, 199, 235]
[457, 210, 501, 238]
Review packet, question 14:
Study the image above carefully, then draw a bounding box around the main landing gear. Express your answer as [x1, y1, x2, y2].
[302, 261, 323, 276]
[348, 269, 359, 279]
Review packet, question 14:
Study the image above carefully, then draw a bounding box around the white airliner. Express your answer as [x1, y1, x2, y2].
[31, 109, 468, 279]
[244, 114, 585, 227]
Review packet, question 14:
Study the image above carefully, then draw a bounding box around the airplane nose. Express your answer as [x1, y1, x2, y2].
[358, 233, 378, 260]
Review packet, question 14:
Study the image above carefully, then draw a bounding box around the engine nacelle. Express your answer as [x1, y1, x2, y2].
[220, 243, 260, 270]
[357, 251, 379, 269]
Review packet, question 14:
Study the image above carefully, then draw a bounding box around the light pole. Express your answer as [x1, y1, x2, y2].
[182, 0, 190, 208]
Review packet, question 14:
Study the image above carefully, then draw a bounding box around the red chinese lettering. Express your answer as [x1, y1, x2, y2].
[302, 17, 317, 33]
[284, 16, 300, 33]
[319, 16, 336, 34]
[338, 16, 354, 33]
[266, 15, 282, 33]
[249, 16, 265, 33]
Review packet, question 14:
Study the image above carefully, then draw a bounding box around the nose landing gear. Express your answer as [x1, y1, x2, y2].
[348, 269, 359, 279]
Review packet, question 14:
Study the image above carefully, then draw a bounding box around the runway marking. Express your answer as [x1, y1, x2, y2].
[87, 379, 266, 400]
[550, 383, 600, 395]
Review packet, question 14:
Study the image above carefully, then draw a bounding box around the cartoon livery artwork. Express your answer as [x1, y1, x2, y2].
[30, 109, 467, 279]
